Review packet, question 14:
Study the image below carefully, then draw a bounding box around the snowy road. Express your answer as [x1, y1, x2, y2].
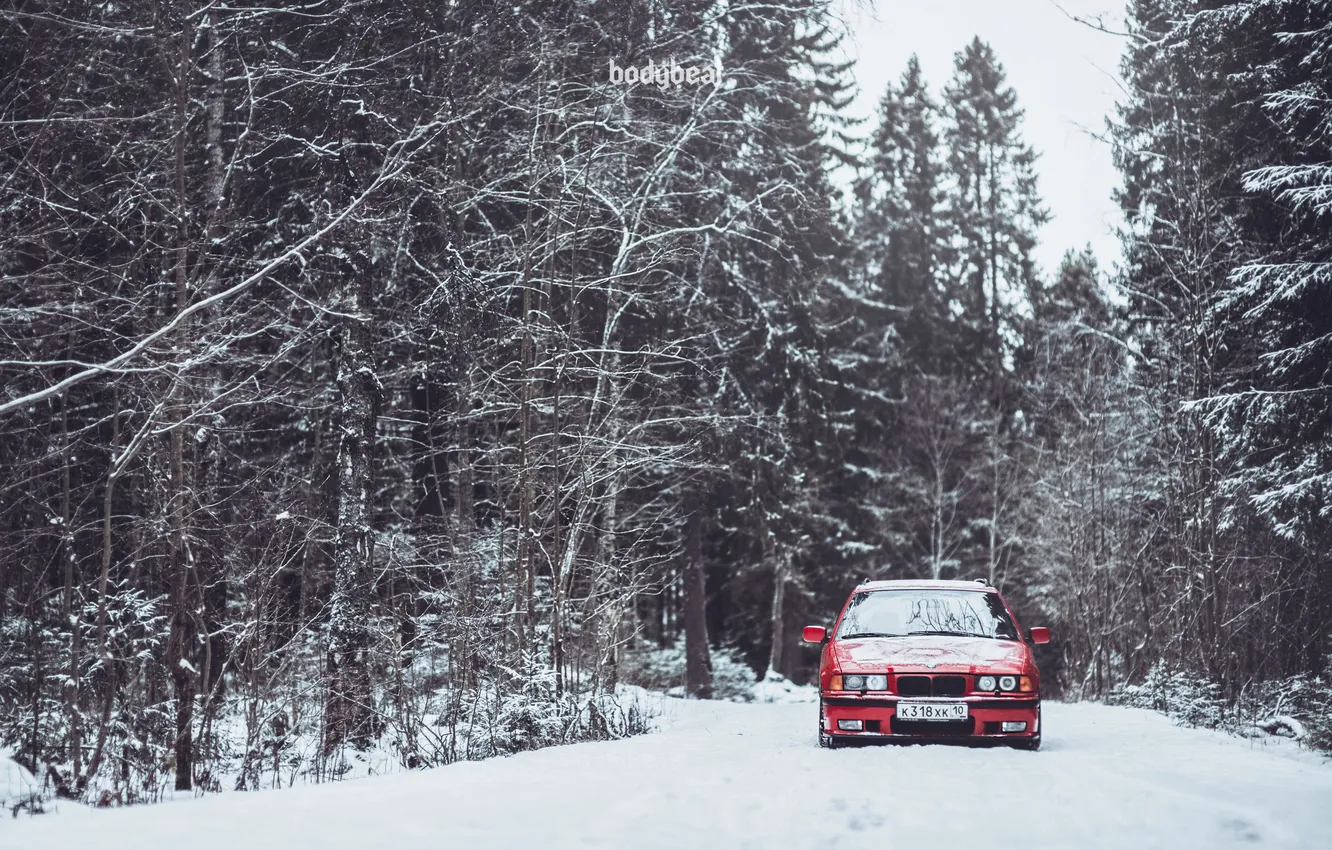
[10, 699, 1332, 850]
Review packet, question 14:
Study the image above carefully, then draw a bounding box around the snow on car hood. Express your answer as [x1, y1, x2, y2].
[831, 635, 1030, 673]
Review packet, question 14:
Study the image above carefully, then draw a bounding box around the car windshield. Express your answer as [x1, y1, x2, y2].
[835, 589, 1019, 641]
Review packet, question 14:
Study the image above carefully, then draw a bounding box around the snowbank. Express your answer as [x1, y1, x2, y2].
[753, 670, 818, 704]
[0, 748, 44, 817]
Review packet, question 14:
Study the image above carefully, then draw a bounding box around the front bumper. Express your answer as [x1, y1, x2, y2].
[821, 695, 1040, 741]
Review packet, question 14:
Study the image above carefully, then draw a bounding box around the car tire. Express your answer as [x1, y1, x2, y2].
[818, 704, 837, 748]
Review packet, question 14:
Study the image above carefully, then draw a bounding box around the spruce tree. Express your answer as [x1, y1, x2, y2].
[855, 56, 946, 366]
[697, 0, 855, 677]
[942, 37, 1048, 378]
[938, 38, 1048, 586]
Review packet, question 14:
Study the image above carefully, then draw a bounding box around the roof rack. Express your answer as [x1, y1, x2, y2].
[973, 578, 991, 586]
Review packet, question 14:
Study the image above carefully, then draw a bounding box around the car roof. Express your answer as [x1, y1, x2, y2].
[853, 579, 995, 593]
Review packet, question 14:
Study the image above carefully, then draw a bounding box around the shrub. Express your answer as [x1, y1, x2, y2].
[1108, 660, 1332, 753]
[620, 638, 757, 701]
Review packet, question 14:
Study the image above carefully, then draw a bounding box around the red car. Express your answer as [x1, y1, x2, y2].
[803, 579, 1051, 749]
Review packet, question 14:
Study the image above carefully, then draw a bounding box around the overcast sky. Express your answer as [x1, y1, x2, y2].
[832, 0, 1129, 279]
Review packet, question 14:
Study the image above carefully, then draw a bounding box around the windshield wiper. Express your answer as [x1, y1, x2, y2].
[910, 630, 995, 639]
[839, 632, 906, 639]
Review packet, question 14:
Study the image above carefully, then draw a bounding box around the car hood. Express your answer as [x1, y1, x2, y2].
[831, 635, 1029, 674]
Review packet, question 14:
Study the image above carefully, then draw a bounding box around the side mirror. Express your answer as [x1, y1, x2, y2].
[1029, 627, 1051, 645]
[802, 625, 827, 644]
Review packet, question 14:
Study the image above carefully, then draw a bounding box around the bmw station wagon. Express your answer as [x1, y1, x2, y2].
[803, 579, 1051, 749]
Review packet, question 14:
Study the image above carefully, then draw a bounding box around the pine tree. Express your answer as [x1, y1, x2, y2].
[942, 37, 1048, 377]
[938, 38, 1048, 587]
[838, 56, 955, 582]
[1200, 0, 1332, 546]
[692, 0, 856, 678]
[854, 55, 946, 366]
[1186, 0, 1332, 677]
[1111, 0, 1331, 687]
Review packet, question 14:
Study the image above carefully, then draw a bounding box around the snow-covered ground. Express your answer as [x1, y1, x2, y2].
[8, 699, 1331, 849]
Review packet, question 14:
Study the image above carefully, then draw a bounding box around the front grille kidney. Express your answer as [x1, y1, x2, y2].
[896, 675, 931, 696]
[932, 675, 966, 696]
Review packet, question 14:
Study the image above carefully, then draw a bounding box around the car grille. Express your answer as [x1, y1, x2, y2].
[933, 675, 966, 696]
[895, 674, 967, 697]
[896, 675, 931, 696]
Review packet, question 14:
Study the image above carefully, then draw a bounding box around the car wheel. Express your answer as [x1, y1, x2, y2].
[818, 705, 837, 748]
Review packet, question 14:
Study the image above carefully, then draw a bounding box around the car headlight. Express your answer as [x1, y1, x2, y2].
[978, 674, 1026, 692]
[840, 674, 888, 691]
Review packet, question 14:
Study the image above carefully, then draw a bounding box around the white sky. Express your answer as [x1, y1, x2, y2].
[832, 0, 1129, 279]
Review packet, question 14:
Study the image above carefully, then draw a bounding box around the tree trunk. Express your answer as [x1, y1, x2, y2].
[931, 461, 945, 580]
[550, 356, 565, 697]
[597, 450, 622, 691]
[682, 492, 712, 699]
[167, 417, 196, 795]
[84, 398, 124, 788]
[59, 397, 82, 792]
[323, 263, 379, 754]
[455, 367, 478, 689]
[166, 4, 197, 789]
[516, 275, 536, 652]
[767, 550, 787, 678]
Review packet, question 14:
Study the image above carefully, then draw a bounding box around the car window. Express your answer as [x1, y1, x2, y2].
[836, 589, 1019, 640]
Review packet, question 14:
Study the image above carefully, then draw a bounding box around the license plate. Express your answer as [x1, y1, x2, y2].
[896, 701, 968, 721]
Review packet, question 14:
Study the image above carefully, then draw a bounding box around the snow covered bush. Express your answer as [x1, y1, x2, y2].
[1108, 662, 1226, 729]
[1, 749, 44, 817]
[1239, 674, 1332, 753]
[1108, 660, 1332, 753]
[710, 649, 760, 702]
[619, 639, 757, 701]
[450, 675, 654, 760]
[753, 670, 818, 704]
[487, 659, 586, 755]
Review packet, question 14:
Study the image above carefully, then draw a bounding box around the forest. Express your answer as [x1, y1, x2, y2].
[1, 0, 1330, 804]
